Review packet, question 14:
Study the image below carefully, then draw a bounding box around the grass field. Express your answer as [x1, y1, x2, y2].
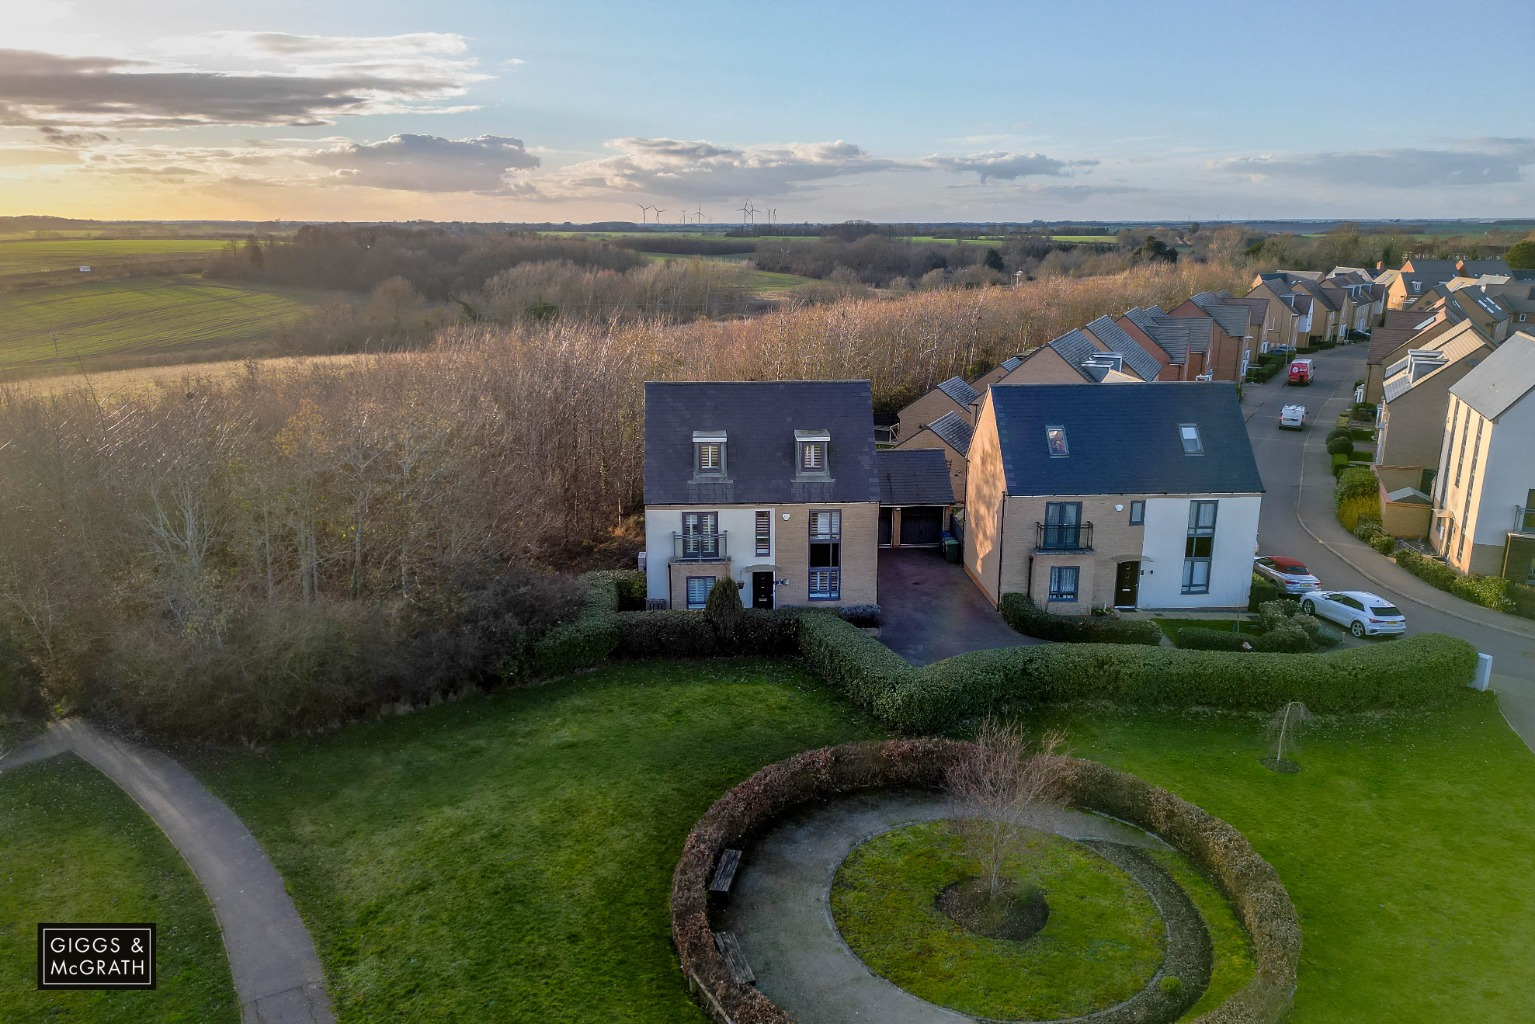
[1052, 235, 1122, 244]
[198, 659, 883, 1023]
[0, 275, 318, 378]
[0, 239, 232, 276]
[0, 756, 238, 1023]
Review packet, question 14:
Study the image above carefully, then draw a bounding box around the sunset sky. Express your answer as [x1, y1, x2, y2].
[3, 0, 1533, 223]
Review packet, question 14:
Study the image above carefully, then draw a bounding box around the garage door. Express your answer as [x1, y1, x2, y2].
[899, 507, 943, 546]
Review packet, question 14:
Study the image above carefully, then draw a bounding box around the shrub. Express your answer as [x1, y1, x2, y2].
[1512, 583, 1535, 620]
[1393, 547, 1517, 613]
[1247, 573, 1281, 612]
[1326, 434, 1355, 456]
[613, 570, 648, 611]
[1330, 452, 1350, 476]
[1352, 519, 1384, 542]
[1370, 534, 1398, 556]
[530, 571, 622, 677]
[1334, 467, 1380, 532]
[999, 594, 1163, 646]
[1175, 627, 1252, 651]
[614, 607, 799, 659]
[798, 610, 915, 713]
[780, 603, 882, 627]
[705, 576, 744, 646]
[1325, 427, 1353, 446]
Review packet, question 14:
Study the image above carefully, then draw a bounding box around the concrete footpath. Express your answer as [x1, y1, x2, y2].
[0, 721, 334, 1024]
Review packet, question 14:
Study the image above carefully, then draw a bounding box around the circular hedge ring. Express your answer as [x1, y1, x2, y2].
[670, 739, 1300, 1024]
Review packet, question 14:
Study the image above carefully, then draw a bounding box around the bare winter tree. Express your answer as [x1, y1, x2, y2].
[946, 719, 1069, 898]
[1265, 701, 1313, 772]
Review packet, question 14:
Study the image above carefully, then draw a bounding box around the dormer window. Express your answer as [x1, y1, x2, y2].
[795, 429, 831, 477]
[694, 430, 726, 476]
[1046, 426, 1068, 457]
[1179, 423, 1203, 455]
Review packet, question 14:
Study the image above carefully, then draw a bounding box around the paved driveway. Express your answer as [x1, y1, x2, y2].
[877, 546, 1040, 665]
[1242, 344, 1535, 751]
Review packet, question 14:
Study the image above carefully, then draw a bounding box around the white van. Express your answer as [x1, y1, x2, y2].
[1279, 404, 1306, 430]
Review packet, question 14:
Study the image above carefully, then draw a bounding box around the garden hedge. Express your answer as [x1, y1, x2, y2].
[999, 594, 1164, 646]
[529, 570, 624, 677]
[672, 741, 1300, 1024]
[1247, 574, 1280, 612]
[1393, 547, 1518, 614]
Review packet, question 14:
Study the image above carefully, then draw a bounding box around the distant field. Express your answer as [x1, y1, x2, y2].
[0, 275, 318, 378]
[0, 238, 231, 276]
[1052, 235, 1121, 244]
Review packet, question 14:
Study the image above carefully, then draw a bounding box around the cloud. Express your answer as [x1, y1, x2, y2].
[0, 47, 485, 129]
[185, 31, 471, 61]
[538, 137, 897, 200]
[1210, 139, 1535, 188]
[921, 150, 1097, 182]
[305, 134, 540, 193]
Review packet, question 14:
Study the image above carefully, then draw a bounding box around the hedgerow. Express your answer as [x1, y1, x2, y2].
[1394, 547, 1517, 613]
[999, 594, 1164, 645]
[529, 570, 623, 677]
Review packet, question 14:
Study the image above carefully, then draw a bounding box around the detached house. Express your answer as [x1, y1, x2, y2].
[964, 382, 1264, 613]
[894, 376, 978, 443]
[643, 381, 879, 610]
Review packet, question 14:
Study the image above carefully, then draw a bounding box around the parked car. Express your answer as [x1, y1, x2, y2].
[1300, 590, 1406, 637]
[1287, 358, 1314, 385]
[1279, 404, 1306, 430]
[1254, 556, 1321, 594]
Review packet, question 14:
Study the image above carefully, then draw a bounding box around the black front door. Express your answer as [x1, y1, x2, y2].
[1114, 561, 1139, 608]
[751, 571, 775, 609]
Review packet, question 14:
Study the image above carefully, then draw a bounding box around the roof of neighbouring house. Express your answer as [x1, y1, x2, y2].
[876, 449, 955, 507]
[1188, 291, 1252, 338]
[985, 382, 1265, 496]
[935, 375, 981, 407]
[644, 380, 879, 505]
[1140, 315, 1212, 363]
[1450, 333, 1535, 421]
[1083, 314, 1165, 381]
[924, 410, 974, 455]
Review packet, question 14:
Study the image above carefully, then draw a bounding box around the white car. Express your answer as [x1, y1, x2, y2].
[1300, 590, 1406, 638]
[1279, 404, 1306, 430]
[1254, 556, 1320, 594]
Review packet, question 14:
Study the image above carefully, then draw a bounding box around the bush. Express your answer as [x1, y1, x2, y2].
[1247, 573, 1281, 612]
[1335, 467, 1380, 532]
[779, 603, 882, 627]
[613, 570, 648, 611]
[1352, 519, 1384, 542]
[1371, 534, 1397, 556]
[1175, 627, 1252, 651]
[614, 607, 799, 659]
[798, 610, 915, 713]
[1331, 452, 1350, 476]
[530, 571, 622, 677]
[999, 594, 1163, 646]
[1393, 547, 1516, 613]
[705, 576, 744, 645]
[1512, 583, 1535, 620]
[1326, 434, 1355, 457]
[1325, 427, 1352, 446]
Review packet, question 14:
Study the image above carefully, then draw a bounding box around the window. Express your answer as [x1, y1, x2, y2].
[682, 511, 720, 558]
[693, 430, 726, 476]
[1182, 500, 1218, 594]
[801, 441, 826, 471]
[1045, 425, 1068, 457]
[685, 576, 713, 610]
[809, 509, 841, 599]
[755, 511, 771, 556]
[1178, 423, 1203, 455]
[1129, 500, 1145, 526]
[1042, 502, 1082, 549]
[1440, 401, 1460, 505]
[1454, 411, 1471, 486]
[1048, 566, 1080, 602]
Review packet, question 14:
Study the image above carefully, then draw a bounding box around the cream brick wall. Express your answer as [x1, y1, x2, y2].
[963, 398, 1008, 603]
[1000, 496, 1147, 612]
[896, 390, 970, 443]
[996, 346, 1093, 385]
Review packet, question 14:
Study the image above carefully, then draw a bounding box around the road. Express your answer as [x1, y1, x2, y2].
[1241, 343, 1535, 751]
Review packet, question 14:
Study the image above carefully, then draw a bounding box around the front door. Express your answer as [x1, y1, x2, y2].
[1114, 561, 1139, 608]
[751, 571, 775, 609]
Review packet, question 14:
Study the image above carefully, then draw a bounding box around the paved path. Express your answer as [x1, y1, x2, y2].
[0, 721, 334, 1024]
[718, 791, 1168, 1024]
[1242, 346, 1535, 753]
[878, 547, 1041, 665]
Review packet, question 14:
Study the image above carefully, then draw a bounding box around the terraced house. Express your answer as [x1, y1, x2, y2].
[642, 380, 880, 610]
[963, 382, 1264, 613]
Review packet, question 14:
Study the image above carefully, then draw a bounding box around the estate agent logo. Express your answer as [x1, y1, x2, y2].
[37, 924, 156, 990]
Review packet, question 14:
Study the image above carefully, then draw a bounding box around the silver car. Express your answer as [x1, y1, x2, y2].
[1300, 590, 1406, 637]
[1254, 556, 1320, 594]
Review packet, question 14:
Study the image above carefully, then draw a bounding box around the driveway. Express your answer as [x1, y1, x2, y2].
[877, 546, 1040, 665]
[1242, 344, 1535, 751]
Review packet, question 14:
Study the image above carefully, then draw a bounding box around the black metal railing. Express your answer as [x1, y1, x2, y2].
[1515, 507, 1535, 534]
[1035, 522, 1094, 552]
[673, 531, 728, 561]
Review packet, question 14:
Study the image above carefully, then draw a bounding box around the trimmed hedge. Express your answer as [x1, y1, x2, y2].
[1325, 434, 1355, 456]
[1393, 547, 1516, 613]
[1247, 573, 1280, 612]
[671, 741, 1300, 1024]
[780, 603, 882, 627]
[999, 594, 1164, 646]
[614, 608, 799, 659]
[1335, 466, 1380, 532]
[529, 571, 622, 677]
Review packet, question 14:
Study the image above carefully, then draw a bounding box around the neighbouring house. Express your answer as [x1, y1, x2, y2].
[894, 375, 979, 443]
[893, 408, 972, 509]
[876, 448, 956, 547]
[1123, 306, 1213, 379]
[991, 328, 1150, 386]
[972, 354, 1023, 391]
[1364, 309, 1448, 405]
[963, 382, 1264, 613]
[1081, 314, 1177, 380]
[1244, 279, 1302, 353]
[1430, 333, 1535, 581]
[643, 380, 879, 610]
[1172, 291, 1256, 381]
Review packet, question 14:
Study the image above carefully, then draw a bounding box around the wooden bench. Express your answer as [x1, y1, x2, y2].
[713, 930, 754, 986]
[709, 848, 742, 893]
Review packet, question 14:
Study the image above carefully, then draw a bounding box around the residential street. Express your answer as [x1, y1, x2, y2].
[1242, 343, 1535, 752]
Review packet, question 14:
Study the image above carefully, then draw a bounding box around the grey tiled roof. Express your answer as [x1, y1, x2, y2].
[988, 382, 1264, 496]
[999, 355, 1023, 372]
[1083, 315, 1163, 381]
[1189, 292, 1252, 338]
[925, 410, 974, 455]
[877, 449, 955, 506]
[936, 375, 981, 407]
[1145, 315, 1212, 362]
[1047, 328, 1101, 373]
[644, 380, 879, 505]
[1450, 333, 1535, 420]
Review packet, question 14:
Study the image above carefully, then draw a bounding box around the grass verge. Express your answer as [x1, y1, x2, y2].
[0, 755, 237, 1022]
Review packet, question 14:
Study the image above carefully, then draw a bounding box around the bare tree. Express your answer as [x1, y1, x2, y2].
[1265, 701, 1313, 772]
[947, 719, 1068, 898]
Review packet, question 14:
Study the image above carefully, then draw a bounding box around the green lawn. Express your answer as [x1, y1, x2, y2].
[0, 239, 231, 276]
[832, 821, 1164, 1019]
[197, 659, 884, 1023]
[1028, 694, 1535, 1023]
[0, 275, 317, 376]
[1152, 618, 1262, 645]
[0, 755, 237, 1023]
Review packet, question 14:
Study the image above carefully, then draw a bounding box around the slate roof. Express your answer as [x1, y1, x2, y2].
[925, 410, 975, 455]
[1047, 328, 1102, 373]
[1449, 333, 1535, 421]
[987, 382, 1264, 496]
[1188, 292, 1251, 338]
[876, 449, 955, 506]
[1145, 315, 1212, 362]
[999, 355, 1023, 372]
[1459, 259, 1513, 278]
[1382, 325, 1490, 403]
[644, 380, 879, 505]
[1083, 315, 1164, 381]
[936, 375, 981, 407]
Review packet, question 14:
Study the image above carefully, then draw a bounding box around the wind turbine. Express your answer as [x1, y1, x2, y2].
[636, 202, 650, 224]
[696, 206, 704, 225]
[737, 199, 751, 227]
[653, 208, 667, 225]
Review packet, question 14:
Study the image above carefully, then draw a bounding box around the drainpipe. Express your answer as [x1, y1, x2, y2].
[995, 496, 1007, 605]
[1025, 555, 1034, 602]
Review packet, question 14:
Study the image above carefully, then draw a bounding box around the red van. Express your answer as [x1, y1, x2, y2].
[1287, 358, 1314, 385]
